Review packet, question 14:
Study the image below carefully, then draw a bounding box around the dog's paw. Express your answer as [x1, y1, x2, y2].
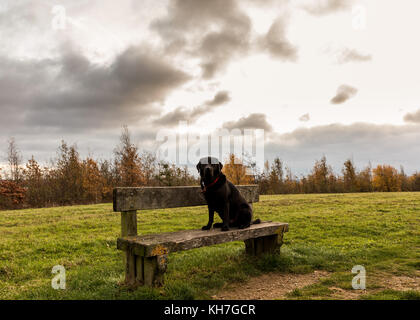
[221, 225, 229, 232]
[212, 223, 223, 228]
[202, 225, 211, 230]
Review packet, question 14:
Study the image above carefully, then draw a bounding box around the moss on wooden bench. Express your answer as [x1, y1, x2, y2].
[118, 222, 288, 257]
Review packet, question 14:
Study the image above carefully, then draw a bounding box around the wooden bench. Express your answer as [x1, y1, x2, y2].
[113, 185, 289, 287]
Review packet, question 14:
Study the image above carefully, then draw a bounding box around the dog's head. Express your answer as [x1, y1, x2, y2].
[196, 156, 223, 183]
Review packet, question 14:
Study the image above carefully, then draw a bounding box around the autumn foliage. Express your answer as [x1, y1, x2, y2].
[222, 154, 254, 185]
[0, 180, 26, 209]
[1, 131, 420, 210]
[0, 128, 198, 210]
[372, 165, 401, 192]
[258, 156, 420, 194]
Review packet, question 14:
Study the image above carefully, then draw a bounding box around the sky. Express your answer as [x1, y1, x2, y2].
[1, 0, 420, 175]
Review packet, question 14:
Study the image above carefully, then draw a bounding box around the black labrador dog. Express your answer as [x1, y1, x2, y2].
[197, 156, 260, 231]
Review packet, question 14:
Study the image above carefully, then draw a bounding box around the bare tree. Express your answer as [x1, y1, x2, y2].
[7, 137, 22, 182]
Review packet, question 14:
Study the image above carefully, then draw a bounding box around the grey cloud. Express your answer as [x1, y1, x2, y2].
[3, 124, 161, 165]
[150, 121, 420, 176]
[152, 0, 299, 77]
[206, 91, 231, 106]
[151, 0, 252, 78]
[330, 85, 358, 104]
[6, 117, 420, 179]
[222, 113, 273, 132]
[199, 30, 251, 78]
[338, 48, 372, 63]
[403, 109, 420, 123]
[153, 107, 193, 127]
[0, 45, 190, 134]
[265, 122, 420, 175]
[154, 91, 231, 127]
[259, 17, 298, 61]
[299, 113, 310, 122]
[152, 0, 247, 35]
[302, 0, 353, 16]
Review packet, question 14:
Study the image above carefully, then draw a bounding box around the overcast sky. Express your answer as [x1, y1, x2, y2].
[1, 0, 420, 175]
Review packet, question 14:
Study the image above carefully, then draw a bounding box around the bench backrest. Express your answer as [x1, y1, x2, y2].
[113, 185, 259, 212]
[113, 185, 259, 237]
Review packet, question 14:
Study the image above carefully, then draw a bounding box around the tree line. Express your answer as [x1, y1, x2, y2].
[256, 156, 420, 195]
[0, 127, 197, 209]
[1, 129, 420, 210]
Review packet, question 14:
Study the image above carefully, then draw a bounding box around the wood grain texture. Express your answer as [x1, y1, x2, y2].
[124, 250, 136, 285]
[135, 256, 144, 283]
[113, 185, 259, 212]
[121, 210, 137, 237]
[117, 221, 288, 257]
[143, 256, 157, 287]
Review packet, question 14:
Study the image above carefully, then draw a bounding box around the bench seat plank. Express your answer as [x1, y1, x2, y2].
[117, 221, 288, 257]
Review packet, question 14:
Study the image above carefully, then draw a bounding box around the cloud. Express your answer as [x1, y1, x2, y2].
[299, 113, 310, 122]
[265, 122, 420, 174]
[330, 85, 358, 104]
[150, 121, 420, 176]
[337, 48, 372, 63]
[154, 91, 231, 127]
[205, 90, 231, 106]
[259, 17, 298, 61]
[0, 45, 190, 134]
[301, 0, 353, 16]
[403, 109, 420, 123]
[151, 0, 252, 78]
[151, 0, 300, 76]
[222, 113, 273, 132]
[2, 125, 162, 166]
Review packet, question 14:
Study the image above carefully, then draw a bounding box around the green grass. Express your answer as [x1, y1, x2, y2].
[361, 289, 420, 300]
[0, 193, 419, 300]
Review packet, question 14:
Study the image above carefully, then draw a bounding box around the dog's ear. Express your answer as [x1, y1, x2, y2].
[219, 161, 223, 171]
[196, 162, 201, 173]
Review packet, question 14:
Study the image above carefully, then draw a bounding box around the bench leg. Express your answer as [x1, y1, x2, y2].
[136, 256, 144, 283]
[143, 255, 168, 287]
[125, 250, 136, 285]
[244, 238, 256, 255]
[244, 234, 282, 256]
[124, 249, 144, 286]
[123, 253, 167, 287]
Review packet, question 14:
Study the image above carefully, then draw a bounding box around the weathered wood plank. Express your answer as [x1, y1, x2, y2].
[255, 237, 264, 256]
[143, 257, 157, 287]
[121, 210, 137, 237]
[135, 256, 144, 283]
[125, 250, 136, 285]
[249, 235, 280, 256]
[262, 235, 279, 254]
[244, 238, 255, 255]
[142, 256, 165, 287]
[117, 221, 288, 257]
[113, 185, 259, 212]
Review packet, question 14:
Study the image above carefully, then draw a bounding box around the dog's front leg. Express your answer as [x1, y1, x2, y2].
[221, 202, 230, 231]
[202, 208, 214, 230]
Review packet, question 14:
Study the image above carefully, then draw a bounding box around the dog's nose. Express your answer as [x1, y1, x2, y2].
[205, 167, 211, 175]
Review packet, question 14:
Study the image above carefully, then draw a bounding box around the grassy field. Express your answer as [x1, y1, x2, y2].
[0, 193, 419, 300]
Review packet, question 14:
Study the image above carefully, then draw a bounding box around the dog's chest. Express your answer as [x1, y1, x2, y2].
[204, 194, 225, 211]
